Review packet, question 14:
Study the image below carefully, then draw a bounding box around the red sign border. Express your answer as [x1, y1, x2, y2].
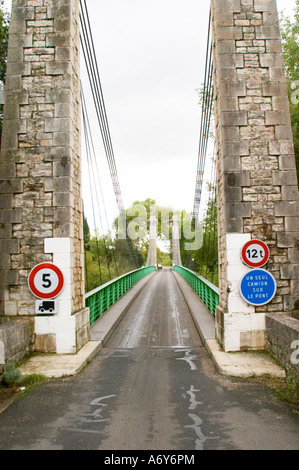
[241, 240, 270, 268]
[28, 263, 64, 299]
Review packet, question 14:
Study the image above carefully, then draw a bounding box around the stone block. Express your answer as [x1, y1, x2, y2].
[219, 96, 239, 111]
[275, 125, 293, 140]
[226, 201, 252, 218]
[222, 156, 241, 171]
[255, 25, 281, 39]
[262, 81, 288, 97]
[218, 81, 246, 97]
[53, 192, 72, 207]
[277, 233, 298, 248]
[265, 111, 291, 126]
[54, 18, 71, 33]
[46, 60, 72, 76]
[269, 67, 287, 82]
[44, 176, 72, 193]
[279, 155, 297, 171]
[47, 5, 71, 19]
[222, 140, 250, 156]
[222, 110, 248, 126]
[254, 0, 278, 12]
[225, 217, 243, 233]
[225, 171, 251, 187]
[280, 264, 299, 280]
[275, 201, 299, 217]
[214, 0, 241, 13]
[272, 170, 298, 186]
[281, 186, 299, 201]
[0, 209, 22, 224]
[220, 125, 240, 141]
[289, 250, 299, 264]
[224, 187, 242, 202]
[218, 53, 244, 68]
[285, 217, 299, 233]
[218, 39, 236, 54]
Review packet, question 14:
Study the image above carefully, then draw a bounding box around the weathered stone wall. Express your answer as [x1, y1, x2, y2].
[266, 313, 299, 382]
[0, 0, 89, 354]
[0, 318, 34, 370]
[211, 0, 299, 351]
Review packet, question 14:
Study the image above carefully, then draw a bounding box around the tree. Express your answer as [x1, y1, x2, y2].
[113, 198, 174, 262]
[279, 0, 299, 182]
[0, 0, 10, 138]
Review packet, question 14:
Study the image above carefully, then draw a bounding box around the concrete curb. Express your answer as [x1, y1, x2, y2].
[173, 271, 286, 379]
[19, 271, 157, 379]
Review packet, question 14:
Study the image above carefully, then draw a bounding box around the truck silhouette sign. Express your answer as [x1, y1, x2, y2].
[36, 300, 56, 314]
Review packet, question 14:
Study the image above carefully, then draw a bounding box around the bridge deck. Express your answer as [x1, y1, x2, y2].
[106, 267, 201, 349]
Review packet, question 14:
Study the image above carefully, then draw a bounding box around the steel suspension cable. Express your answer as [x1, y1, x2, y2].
[192, 9, 214, 224]
[79, 1, 140, 269]
[82, 98, 103, 285]
[81, 85, 119, 278]
[79, 0, 125, 214]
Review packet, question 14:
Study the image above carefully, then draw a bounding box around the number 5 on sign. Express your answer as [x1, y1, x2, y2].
[28, 263, 64, 299]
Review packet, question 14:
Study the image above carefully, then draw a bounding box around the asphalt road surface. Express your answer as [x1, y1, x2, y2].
[0, 268, 299, 451]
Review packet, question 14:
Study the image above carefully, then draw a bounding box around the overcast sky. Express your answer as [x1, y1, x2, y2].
[2, 0, 297, 234]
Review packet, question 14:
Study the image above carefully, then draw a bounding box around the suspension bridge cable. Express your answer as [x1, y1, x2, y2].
[192, 9, 214, 224]
[81, 85, 119, 278]
[79, 0, 140, 269]
[79, 0, 125, 214]
[82, 98, 103, 285]
[81, 89, 113, 281]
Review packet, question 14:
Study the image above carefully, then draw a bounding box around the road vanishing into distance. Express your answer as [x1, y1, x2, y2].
[0, 268, 299, 451]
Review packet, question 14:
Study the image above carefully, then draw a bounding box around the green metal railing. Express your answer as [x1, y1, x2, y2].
[173, 265, 219, 317]
[85, 266, 157, 326]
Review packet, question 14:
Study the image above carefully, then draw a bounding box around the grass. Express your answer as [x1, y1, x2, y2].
[273, 376, 299, 414]
[0, 363, 47, 406]
[250, 374, 299, 415]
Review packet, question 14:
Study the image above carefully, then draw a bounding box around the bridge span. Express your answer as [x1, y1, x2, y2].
[1, 267, 299, 450]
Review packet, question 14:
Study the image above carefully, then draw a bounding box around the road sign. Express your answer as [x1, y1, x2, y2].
[28, 263, 64, 299]
[35, 300, 57, 314]
[241, 239, 270, 268]
[240, 269, 277, 306]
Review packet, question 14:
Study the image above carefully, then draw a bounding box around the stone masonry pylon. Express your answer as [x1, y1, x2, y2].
[0, 0, 89, 354]
[147, 212, 157, 267]
[172, 212, 182, 266]
[211, 0, 299, 351]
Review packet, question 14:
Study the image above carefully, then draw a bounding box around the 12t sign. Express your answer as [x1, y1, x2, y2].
[28, 263, 64, 299]
[241, 240, 270, 268]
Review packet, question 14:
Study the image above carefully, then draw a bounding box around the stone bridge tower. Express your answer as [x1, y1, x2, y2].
[212, 0, 299, 352]
[147, 213, 157, 267]
[172, 212, 182, 266]
[0, 0, 89, 356]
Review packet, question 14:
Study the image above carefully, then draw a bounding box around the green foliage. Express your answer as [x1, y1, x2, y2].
[84, 213, 146, 293]
[84, 198, 177, 292]
[157, 247, 172, 266]
[0, 0, 10, 137]
[0, 0, 9, 83]
[179, 185, 218, 286]
[279, 0, 299, 182]
[1, 363, 22, 387]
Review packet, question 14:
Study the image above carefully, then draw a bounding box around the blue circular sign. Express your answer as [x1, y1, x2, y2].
[240, 269, 277, 306]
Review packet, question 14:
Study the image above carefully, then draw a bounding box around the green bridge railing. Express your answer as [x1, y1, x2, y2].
[173, 265, 219, 317]
[85, 266, 157, 326]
